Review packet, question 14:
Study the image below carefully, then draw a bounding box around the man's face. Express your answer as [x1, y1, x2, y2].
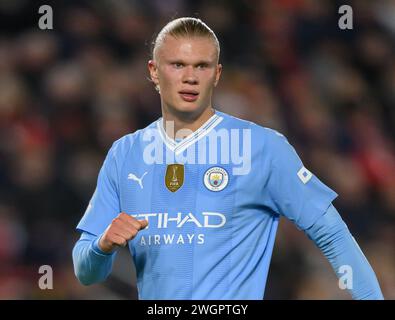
[148, 35, 222, 118]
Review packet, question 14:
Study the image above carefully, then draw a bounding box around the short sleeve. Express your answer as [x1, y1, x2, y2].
[264, 129, 338, 230]
[76, 139, 126, 236]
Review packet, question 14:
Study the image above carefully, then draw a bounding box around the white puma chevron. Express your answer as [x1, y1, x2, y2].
[128, 172, 148, 189]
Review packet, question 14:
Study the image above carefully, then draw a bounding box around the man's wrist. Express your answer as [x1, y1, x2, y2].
[92, 235, 115, 256]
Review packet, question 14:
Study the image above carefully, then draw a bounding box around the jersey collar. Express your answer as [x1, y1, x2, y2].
[157, 111, 223, 155]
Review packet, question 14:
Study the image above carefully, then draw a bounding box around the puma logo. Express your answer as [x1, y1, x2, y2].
[127, 172, 148, 189]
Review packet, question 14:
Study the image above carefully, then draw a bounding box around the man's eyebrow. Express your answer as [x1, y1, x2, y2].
[167, 59, 214, 65]
[194, 60, 213, 66]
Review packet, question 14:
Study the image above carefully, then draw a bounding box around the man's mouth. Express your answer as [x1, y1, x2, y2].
[179, 90, 199, 102]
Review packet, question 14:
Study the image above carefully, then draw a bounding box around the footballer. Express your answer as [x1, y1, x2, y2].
[72, 17, 383, 300]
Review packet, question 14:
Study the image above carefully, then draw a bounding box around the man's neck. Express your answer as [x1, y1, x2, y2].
[162, 106, 215, 140]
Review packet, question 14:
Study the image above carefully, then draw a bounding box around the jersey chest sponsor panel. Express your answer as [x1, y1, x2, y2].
[120, 159, 238, 249]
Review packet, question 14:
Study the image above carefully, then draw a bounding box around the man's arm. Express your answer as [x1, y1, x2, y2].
[261, 130, 383, 299]
[73, 213, 148, 285]
[304, 204, 384, 300]
[72, 232, 116, 286]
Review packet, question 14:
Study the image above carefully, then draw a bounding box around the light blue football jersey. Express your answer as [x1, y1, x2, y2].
[76, 110, 338, 299]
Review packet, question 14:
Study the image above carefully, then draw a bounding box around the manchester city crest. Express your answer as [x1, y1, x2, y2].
[204, 167, 229, 192]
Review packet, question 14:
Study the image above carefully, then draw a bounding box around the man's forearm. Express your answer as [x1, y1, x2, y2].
[304, 204, 384, 300]
[72, 232, 116, 285]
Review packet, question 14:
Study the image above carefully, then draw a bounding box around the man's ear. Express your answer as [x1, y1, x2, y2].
[148, 60, 159, 86]
[214, 63, 222, 87]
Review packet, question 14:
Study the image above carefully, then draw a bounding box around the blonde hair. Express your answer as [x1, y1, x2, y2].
[152, 17, 220, 62]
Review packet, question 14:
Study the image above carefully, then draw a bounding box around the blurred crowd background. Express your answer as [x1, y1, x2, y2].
[0, 0, 394, 299]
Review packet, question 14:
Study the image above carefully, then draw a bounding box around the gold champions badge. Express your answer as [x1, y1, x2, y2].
[165, 164, 184, 192]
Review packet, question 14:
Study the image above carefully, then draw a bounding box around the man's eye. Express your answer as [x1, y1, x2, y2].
[173, 63, 183, 68]
[197, 64, 207, 69]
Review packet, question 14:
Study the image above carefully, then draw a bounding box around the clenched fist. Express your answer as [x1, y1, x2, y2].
[98, 212, 148, 253]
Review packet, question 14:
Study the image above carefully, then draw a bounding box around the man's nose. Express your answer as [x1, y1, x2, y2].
[182, 66, 198, 84]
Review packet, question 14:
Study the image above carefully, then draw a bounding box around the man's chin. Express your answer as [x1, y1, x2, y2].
[177, 104, 200, 114]
[168, 104, 206, 120]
